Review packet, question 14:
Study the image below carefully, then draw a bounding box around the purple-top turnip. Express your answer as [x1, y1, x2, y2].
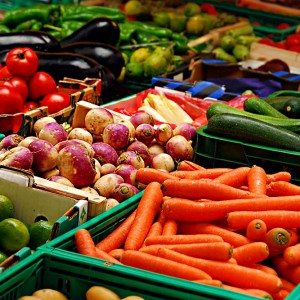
[68, 127, 93, 144]
[148, 142, 165, 158]
[129, 111, 154, 128]
[33, 116, 57, 135]
[114, 164, 137, 186]
[92, 142, 119, 166]
[102, 123, 130, 150]
[117, 151, 145, 169]
[0, 146, 33, 170]
[93, 173, 124, 198]
[110, 183, 139, 203]
[135, 124, 155, 145]
[155, 123, 173, 145]
[173, 122, 196, 141]
[55, 139, 95, 157]
[38, 122, 68, 146]
[127, 140, 151, 167]
[18, 136, 38, 148]
[0, 134, 24, 150]
[165, 135, 194, 162]
[100, 163, 116, 175]
[47, 175, 74, 187]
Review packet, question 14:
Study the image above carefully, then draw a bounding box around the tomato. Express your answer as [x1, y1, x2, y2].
[272, 42, 286, 49]
[22, 101, 39, 113]
[257, 37, 274, 46]
[6, 47, 39, 78]
[0, 86, 24, 114]
[252, 21, 261, 26]
[28, 71, 57, 101]
[0, 76, 28, 103]
[288, 45, 300, 53]
[40, 92, 70, 114]
[277, 23, 290, 30]
[0, 66, 11, 79]
[285, 34, 300, 49]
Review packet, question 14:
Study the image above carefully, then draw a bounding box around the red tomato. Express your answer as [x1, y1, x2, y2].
[285, 34, 300, 49]
[0, 86, 24, 114]
[288, 45, 300, 53]
[40, 92, 70, 114]
[0, 66, 11, 79]
[252, 21, 261, 26]
[22, 101, 39, 113]
[272, 42, 286, 49]
[258, 37, 274, 46]
[6, 47, 39, 78]
[277, 23, 290, 30]
[0, 76, 28, 103]
[28, 71, 57, 101]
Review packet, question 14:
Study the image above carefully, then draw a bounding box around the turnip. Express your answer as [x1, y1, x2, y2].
[173, 122, 196, 141]
[0, 134, 24, 150]
[155, 123, 173, 145]
[29, 139, 58, 173]
[57, 144, 97, 188]
[110, 183, 139, 203]
[148, 142, 165, 158]
[105, 198, 119, 210]
[117, 151, 145, 169]
[100, 163, 115, 175]
[117, 118, 136, 141]
[129, 111, 154, 128]
[41, 167, 59, 179]
[165, 135, 194, 162]
[68, 127, 93, 144]
[18, 136, 38, 148]
[80, 186, 99, 195]
[92, 142, 119, 166]
[93, 173, 124, 197]
[102, 123, 130, 150]
[114, 164, 137, 186]
[33, 116, 57, 135]
[135, 124, 155, 145]
[127, 140, 151, 167]
[55, 139, 95, 157]
[92, 165, 101, 184]
[38, 122, 68, 146]
[0, 146, 33, 170]
[151, 153, 176, 172]
[85, 107, 114, 136]
[47, 175, 74, 187]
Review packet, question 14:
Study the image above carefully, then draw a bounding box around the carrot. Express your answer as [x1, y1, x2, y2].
[95, 209, 137, 253]
[227, 210, 300, 230]
[177, 160, 206, 171]
[246, 219, 267, 241]
[272, 255, 300, 284]
[124, 182, 163, 250]
[120, 250, 212, 281]
[108, 248, 124, 260]
[163, 195, 300, 222]
[157, 210, 166, 225]
[249, 263, 278, 276]
[266, 171, 291, 183]
[95, 248, 122, 264]
[157, 248, 283, 293]
[144, 221, 163, 240]
[222, 284, 273, 299]
[192, 279, 223, 287]
[136, 168, 179, 184]
[178, 222, 251, 247]
[279, 277, 296, 292]
[140, 242, 233, 261]
[162, 218, 177, 235]
[144, 234, 223, 246]
[266, 180, 300, 197]
[247, 165, 267, 195]
[287, 228, 299, 246]
[232, 242, 269, 266]
[283, 242, 300, 266]
[271, 289, 290, 300]
[161, 178, 265, 201]
[74, 228, 98, 258]
[213, 166, 250, 188]
[265, 227, 291, 257]
[170, 168, 232, 180]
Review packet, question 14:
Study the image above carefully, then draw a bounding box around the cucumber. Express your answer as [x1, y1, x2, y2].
[244, 97, 288, 119]
[206, 103, 300, 132]
[206, 113, 300, 152]
[264, 96, 300, 111]
[283, 99, 300, 118]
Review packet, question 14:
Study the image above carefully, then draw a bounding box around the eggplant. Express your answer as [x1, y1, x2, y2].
[0, 30, 61, 52]
[61, 42, 125, 79]
[60, 17, 120, 47]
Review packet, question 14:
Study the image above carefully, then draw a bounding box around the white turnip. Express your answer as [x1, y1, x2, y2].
[92, 142, 119, 166]
[0, 134, 24, 150]
[47, 175, 74, 187]
[41, 167, 59, 179]
[100, 163, 116, 175]
[38, 122, 68, 146]
[155, 123, 173, 145]
[117, 151, 145, 169]
[0, 146, 33, 170]
[18, 136, 38, 148]
[165, 135, 194, 162]
[93, 173, 124, 197]
[151, 153, 176, 172]
[102, 123, 130, 150]
[80, 186, 99, 195]
[148, 142, 165, 158]
[68, 127, 93, 144]
[105, 198, 120, 210]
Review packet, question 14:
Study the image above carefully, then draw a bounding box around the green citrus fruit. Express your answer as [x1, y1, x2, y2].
[152, 46, 173, 63]
[168, 12, 187, 33]
[144, 54, 168, 78]
[184, 2, 202, 17]
[124, 0, 143, 16]
[0, 250, 8, 264]
[29, 220, 54, 250]
[0, 195, 14, 222]
[186, 14, 205, 36]
[152, 11, 170, 27]
[0, 218, 30, 253]
[125, 62, 144, 79]
[130, 48, 151, 63]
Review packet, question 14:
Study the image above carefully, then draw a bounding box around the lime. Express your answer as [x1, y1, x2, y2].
[0, 250, 8, 264]
[125, 62, 144, 79]
[152, 11, 170, 27]
[168, 12, 186, 33]
[144, 54, 168, 78]
[152, 46, 173, 63]
[0, 218, 30, 253]
[124, 0, 143, 16]
[183, 2, 202, 17]
[130, 48, 151, 63]
[0, 194, 14, 222]
[29, 220, 54, 250]
[186, 14, 205, 36]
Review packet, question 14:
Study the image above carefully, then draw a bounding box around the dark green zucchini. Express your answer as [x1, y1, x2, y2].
[264, 96, 300, 111]
[206, 103, 300, 132]
[206, 113, 300, 152]
[283, 99, 300, 118]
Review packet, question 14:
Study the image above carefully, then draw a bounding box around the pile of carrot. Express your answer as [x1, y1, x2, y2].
[74, 161, 300, 300]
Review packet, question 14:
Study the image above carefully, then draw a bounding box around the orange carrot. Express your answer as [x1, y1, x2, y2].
[140, 242, 233, 261]
[170, 168, 232, 180]
[271, 289, 290, 300]
[266, 180, 300, 197]
[177, 160, 206, 171]
[95, 248, 122, 264]
[265, 227, 291, 257]
[227, 210, 300, 230]
[287, 228, 299, 246]
[283, 242, 300, 266]
[136, 168, 179, 184]
[162, 195, 300, 222]
[120, 250, 212, 281]
[108, 248, 124, 260]
[213, 166, 250, 188]
[192, 279, 223, 287]
[74, 228, 98, 258]
[162, 218, 177, 235]
[222, 284, 273, 299]
[144, 234, 223, 246]
[95, 209, 137, 253]
[144, 221, 163, 240]
[279, 277, 296, 292]
[272, 255, 300, 284]
[178, 222, 251, 247]
[246, 219, 267, 241]
[232, 242, 270, 266]
[266, 171, 291, 183]
[249, 263, 278, 276]
[247, 165, 267, 195]
[157, 248, 282, 293]
[161, 178, 265, 200]
[124, 182, 163, 250]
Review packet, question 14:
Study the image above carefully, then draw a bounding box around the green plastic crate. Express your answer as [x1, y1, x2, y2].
[195, 125, 300, 183]
[0, 0, 75, 11]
